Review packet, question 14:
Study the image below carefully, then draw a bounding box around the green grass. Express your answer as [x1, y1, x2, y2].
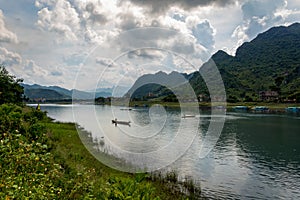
[44, 122, 199, 199]
[1, 104, 201, 199]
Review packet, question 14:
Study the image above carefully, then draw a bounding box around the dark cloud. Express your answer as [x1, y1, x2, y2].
[123, 0, 237, 14]
[95, 57, 115, 67]
[171, 39, 195, 55]
[50, 71, 63, 76]
[115, 27, 177, 52]
[86, 2, 108, 24]
[117, 12, 142, 30]
[127, 49, 163, 60]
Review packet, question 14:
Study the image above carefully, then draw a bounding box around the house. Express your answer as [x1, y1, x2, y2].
[259, 91, 279, 101]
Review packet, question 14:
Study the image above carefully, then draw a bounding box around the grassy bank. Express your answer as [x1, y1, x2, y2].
[0, 104, 201, 199]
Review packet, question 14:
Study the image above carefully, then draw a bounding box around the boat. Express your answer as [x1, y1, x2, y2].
[112, 119, 131, 126]
[285, 107, 300, 113]
[252, 106, 269, 112]
[182, 114, 196, 118]
[233, 106, 249, 111]
[120, 108, 132, 111]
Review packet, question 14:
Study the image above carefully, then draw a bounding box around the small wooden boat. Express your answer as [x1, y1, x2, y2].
[182, 114, 195, 118]
[112, 119, 131, 126]
[120, 108, 132, 111]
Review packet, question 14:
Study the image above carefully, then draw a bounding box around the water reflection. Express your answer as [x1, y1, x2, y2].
[33, 104, 300, 199]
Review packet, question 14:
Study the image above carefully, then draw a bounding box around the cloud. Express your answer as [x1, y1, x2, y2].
[186, 17, 215, 51]
[0, 10, 18, 43]
[24, 60, 46, 75]
[117, 12, 143, 30]
[35, 0, 120, 44]
[0, 47, 52, 85]
[231, 0, 300, 53]
[0, 47, 22, 65]
[95, 57, 115, 67]
[50, 70, 63, 76]
[36, 0, 80, 41]
[85, 2, 108, 25]
[63, 52, 88, 66]
[0, 0, 296, 89]
[123, 0, 237, 15]
[127, 49, 164, 60]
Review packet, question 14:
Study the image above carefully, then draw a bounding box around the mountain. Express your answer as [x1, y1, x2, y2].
[127, 23, 300, 102]
[125, 71, 193, 101]
[94, 86, 130, 97]
[22, 84, 113, 101]
[24, 88, 70, 100]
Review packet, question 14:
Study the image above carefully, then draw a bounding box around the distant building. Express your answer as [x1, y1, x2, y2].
[259, 91, 279, 101]
[33, 98, 46, 102]
[148, 92, 155, 97]
[198, 94, 210, 102]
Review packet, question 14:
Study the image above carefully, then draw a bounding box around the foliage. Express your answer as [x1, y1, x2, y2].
[126, 23, 300, 103]
[0, 104, 71, 199]
[102, 176, 159, 200]
[0, 66, 24, 104]
[0, 104, 193, 199]
[24, 88, 69, 100]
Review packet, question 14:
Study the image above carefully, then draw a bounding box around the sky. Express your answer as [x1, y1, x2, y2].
[0, 0, 299, 90]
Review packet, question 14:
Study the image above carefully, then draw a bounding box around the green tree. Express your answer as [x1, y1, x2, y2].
[0, 65, 24, 104]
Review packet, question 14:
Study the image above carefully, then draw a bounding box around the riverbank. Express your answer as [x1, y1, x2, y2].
[127, 101, 300, 111]
[0, 104, 201, 199]
[44, 122, 199, 199]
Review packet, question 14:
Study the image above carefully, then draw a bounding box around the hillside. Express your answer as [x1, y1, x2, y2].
[22, 84, 112, 101]
[24, 88, 70, 100]
[125, 71, 193, 100]
[127, 23, 300, 103]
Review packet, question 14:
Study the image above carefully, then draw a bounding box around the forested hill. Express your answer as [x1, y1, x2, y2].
[128, 23, 300, 102]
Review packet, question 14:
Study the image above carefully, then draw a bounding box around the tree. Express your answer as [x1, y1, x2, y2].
[0, 65, 24, 104]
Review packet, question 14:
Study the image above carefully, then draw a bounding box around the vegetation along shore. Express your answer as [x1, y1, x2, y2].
[0, 66, 202, 199]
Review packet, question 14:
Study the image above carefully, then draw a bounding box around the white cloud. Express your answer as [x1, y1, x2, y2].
[24, 59, 48, 77]
[231, 0, 300, 53]
[0, 0, 299, 89]
[0, 10, 18, 43]
[36, 0, 80, 41]
[0, 46, 64, 86]
[0, 47, 22, 65]
[186, 17, 216, 51]
[232, 22, 250, 47]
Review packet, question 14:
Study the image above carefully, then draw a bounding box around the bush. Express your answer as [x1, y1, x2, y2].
[0, 66, 25, 104]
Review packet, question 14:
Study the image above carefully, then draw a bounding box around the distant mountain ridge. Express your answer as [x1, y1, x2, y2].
[127, 23, 300, 102]
[22, 83, 112, 100]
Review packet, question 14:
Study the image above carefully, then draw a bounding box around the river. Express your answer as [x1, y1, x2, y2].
[33, 104, 300, 199]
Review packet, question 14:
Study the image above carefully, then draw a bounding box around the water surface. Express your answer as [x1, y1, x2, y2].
[34, 104, 300, 199]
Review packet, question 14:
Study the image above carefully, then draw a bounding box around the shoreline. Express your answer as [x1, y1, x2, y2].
[27, 101, 300, 113]
[1, 104, 202, 199]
